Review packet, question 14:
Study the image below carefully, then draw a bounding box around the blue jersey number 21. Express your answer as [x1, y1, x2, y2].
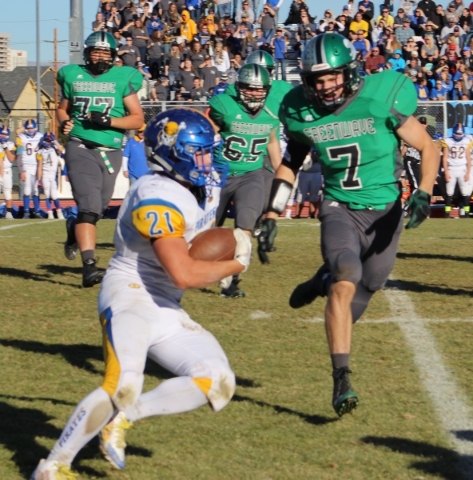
[146, 210, 175, 237]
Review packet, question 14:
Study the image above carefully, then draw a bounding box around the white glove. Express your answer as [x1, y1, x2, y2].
[233, 228, 252, 272]
[5, 141, 15, 151]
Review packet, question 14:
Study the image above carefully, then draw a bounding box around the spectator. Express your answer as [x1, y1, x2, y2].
[215, 0, 231, 20]
[165, 43, 184, 85]
[212, 41, 231, 73]
[107, 5, 122, 29]
[150, 76, 170, 101]
[451, 0, 466, 20]
[420, 20, 439, 38]
[112, 28, 126, 46]
[376, 7, 395, 28]
[440, 35, 461, 55]
[446, 3, 460, 22]
[258, 4, 277, 43]
[364, 46, 385, 73]
[410, 8, 427, 35]
[271, 28, 287, 81]
[396, 17, 415, 44]
[147, 11, 163, 36]
[284, 0, 311, 24]
[147, 31, 165, 78]
[163, 3, 179, 23]
[185, 0, 201, 23]
[358, 0, 375, 20]
[431, 4, 447, 32]
[459, 8, 472, 29]
[180, 10, 197, 42]
[336, 15, 351, 38]
[351, 29, 371, 59]
[402, 36, 420, 60]
[131, 19, 150, 62]
[371, 19, 386, 46]
[190, 76, 207, 100]
[393, 7, 408, 28]
[319, 19, 346, 34]
[118, 36, 141, 66]
[199, 55, 220, 92]
[157, 0, 172, 19]
[463, 45, 473, 68]
[177, 57, 197, 92]
[92, 12, 106, 31]
[390, 49, 406, 71]
[240, 31, 258, 59]
[195, 21, 212, 45]
[189, 41, 206, 70]
[405, 52, 422, 73]
[122, 125, 148, 185]
[213, 72, 229, 95]
[205, 13, 217, 34]
[114, 56, 124, 66]
[236, 1, 255, 23]
[417, 0, 438, 22]
[380, 26, 401, 58]
[341, 4, 354, 24]
[349, 12, 370, 39]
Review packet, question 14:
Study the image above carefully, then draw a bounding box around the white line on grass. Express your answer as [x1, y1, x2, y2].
[384, 280, 473, 478]
[298, 317, 473, 324]
[0, 220, 57, 231]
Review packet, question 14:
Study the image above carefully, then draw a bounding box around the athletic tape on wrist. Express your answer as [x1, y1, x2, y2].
[267, 179, 293, 215]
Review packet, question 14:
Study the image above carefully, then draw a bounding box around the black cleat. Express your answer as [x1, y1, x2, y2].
[82, 259, 105, 288]
[289, 264, 330, 309]
[332, 367, 359, 417]
[221, 277, 245, 298]
[64, 217, 78, 260]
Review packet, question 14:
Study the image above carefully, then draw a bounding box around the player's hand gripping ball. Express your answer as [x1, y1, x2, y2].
[189, 227, 237, 261]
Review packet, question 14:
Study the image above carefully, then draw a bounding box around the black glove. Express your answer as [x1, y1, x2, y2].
[89, 111, 112, 128]
[257, 218, 277, 264]
[404, 189, 431, 229]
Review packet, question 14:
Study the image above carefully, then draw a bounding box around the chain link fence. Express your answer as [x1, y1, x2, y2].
[413, 101, 445, 138]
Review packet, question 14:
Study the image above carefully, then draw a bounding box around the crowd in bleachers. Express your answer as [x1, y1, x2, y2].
[95, 0, 473, 102]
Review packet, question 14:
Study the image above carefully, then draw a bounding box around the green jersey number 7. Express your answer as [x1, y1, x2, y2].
[327, 144, 363, 190]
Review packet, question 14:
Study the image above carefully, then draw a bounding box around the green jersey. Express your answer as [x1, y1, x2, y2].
[209, 85, 282, 176]
[280, 70, 417, 209]
[57, 64, 143, 149]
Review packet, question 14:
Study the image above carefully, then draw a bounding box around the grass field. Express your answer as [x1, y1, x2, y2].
[1, 217, 472, 480]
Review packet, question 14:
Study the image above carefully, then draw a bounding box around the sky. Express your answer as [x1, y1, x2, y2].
[0, 0, 365, 65]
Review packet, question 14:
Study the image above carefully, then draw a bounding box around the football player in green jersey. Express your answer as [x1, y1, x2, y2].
[258, 34, 440, 416]
[226, 50, 293, 221]
[209, 63, 282, 298]
[57, 31, 144, 288]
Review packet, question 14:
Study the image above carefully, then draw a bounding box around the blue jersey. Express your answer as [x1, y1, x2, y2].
[213, 83, 229, 96]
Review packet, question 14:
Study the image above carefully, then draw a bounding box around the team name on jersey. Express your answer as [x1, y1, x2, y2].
[303, 118, 376, 144]
[72, 81, 116, 93]
[195, 206, 217, 232]
[230, 122, 274, 135]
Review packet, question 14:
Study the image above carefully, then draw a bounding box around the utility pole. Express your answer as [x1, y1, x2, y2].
[36, 0, 44, 132]
[45, 29, 67, 137]
[70, 0, 84, 65]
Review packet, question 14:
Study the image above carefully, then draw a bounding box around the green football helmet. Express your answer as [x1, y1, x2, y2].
[246, 50, 276, 75]
[300, 33, 360, 111]
[236, 63, 272, 111]
[83, 31, 118, 75]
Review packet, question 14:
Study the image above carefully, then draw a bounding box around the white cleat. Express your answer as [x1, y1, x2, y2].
[4, 211, 13, 219]
[56, 209, 65, 220]
[30, 459, 78, 479]
[99, 411, 133, 470]
[47, 211, 55, 219]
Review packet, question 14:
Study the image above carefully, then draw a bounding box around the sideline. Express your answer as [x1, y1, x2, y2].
[0, 220, 59, 231]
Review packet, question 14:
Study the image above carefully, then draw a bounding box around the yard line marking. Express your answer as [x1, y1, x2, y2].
[0, 220, 57, 231]
[298, 317, 473, 325]
[250, 310, 272, 320]
[384, 280, 473, 478]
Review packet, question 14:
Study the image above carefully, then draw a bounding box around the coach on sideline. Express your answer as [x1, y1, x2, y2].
[57, 31, 144, 288]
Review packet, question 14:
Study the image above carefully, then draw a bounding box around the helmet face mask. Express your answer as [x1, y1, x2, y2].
[84, 32, 118, 75]
[300, 34, 360, 111]
[144, 109, 227, 198]
[452, 123, 465, 141]
[24, 119, 37, 137]
[236, 64, 272, 111]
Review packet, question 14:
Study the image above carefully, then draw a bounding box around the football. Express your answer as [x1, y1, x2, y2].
[189, 227, 236, 261]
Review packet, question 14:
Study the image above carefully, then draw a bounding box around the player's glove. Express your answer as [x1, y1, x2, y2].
[89, 111, 112, 128]
[404, 189, 431, 229]
[5, 141, 15, 151]
[233, 228, 252, 272]
[257, 218, 277, 264]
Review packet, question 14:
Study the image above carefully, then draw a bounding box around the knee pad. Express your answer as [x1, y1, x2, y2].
[192, 363, 236, 412]
[76, 211, 100, 225]
[332, 249, 362, 285]
[111, 371, 144, 410]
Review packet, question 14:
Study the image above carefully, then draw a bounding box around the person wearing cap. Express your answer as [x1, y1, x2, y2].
[395, 17, 415, 44]
[462, 46, 473, 68]
[389, 49, 406, 72]
[271, 28, 288, 81]
[122, 124, 148, 185]
[450, 0, 466, 20]
[212, 72, 230, 95]
[376, 7, 395, 28]
[440, 16, 466, 40]
[235, 0, 255, 24]
[258, 3, 277, 43]
[296, 9, 316, 48]
[348, 11, 369, 39]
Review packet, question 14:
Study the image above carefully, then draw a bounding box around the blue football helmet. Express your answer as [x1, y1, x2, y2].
[41, 131, 56, 149]
[432, 133, 443, 141]
[0, 125, 10, 144]
[24, 119, 37, 137]
[452, 123, 464, 142]
[144, 109, 227, 196]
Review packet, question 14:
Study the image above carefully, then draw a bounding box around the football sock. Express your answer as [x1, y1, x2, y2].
[81, 249, 95, 263]
[48, 387, 113, 466]
[23, 195, 30, 212]
[33, 195, 40, 212]
[45, 198, 52, 210]
[462, 197, 470, 211]
[54, 198, 61, 209]
[125, 377, 208, 422]
[6, 207, 12, 213]
[331, 354, 350, 370]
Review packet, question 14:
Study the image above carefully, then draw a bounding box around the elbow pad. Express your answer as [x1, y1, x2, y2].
[267, 179, 293, 215]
